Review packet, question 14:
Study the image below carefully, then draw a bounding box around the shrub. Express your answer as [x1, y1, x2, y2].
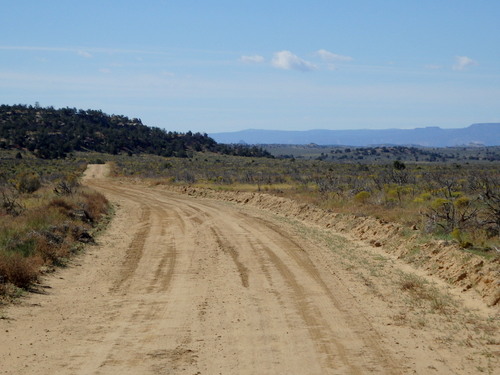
[53, 173, 80, 196]
[454, 196, 470, 209]
[80, 191, 109, 222]
[413, 192, 432, 203]
[15, 172, 41, 193]
[393, 160, 406, 170]
[0, 253, 41, 288]
[34, 235, 69, 265]
[48, 198, 77, 215]
[451, 228, 473, 249]
[354, 191, 371, 204]
[7, 238, 37, 257]
[0, 188, 24, 216]
[431, 198, 451, 211]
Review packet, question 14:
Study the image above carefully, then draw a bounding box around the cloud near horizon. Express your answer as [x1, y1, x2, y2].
[240, 55, 265, 63]
[77, 50, 92, 58]
[316, 49, 353, 62]
[453, 56, 477, 71]
[271, 50, 317, 72]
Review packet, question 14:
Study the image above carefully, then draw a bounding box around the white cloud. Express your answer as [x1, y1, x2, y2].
[77, 50, 92, 58]
[271, 50, 317, 72]
[240, 55, 265, 63]
[316, 49, 353, 62]
[453, 56, 477, 71]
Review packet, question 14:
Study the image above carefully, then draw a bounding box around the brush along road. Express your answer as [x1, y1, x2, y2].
[0, 164, 497, 374]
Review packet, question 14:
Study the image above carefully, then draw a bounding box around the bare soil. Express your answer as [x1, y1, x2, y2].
[0, 164, 498, 374]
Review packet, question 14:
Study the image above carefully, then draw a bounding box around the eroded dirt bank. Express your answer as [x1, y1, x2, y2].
[0, 165, 498, 374]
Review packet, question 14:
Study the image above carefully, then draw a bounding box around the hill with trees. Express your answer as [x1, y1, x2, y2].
[0, 104, 272, 159]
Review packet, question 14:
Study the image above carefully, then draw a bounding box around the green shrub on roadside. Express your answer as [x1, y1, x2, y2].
[451, 228, 473, 249]
[354, 191, 371, 204]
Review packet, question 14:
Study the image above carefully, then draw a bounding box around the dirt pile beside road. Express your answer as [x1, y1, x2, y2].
[166, 185, 500, 307]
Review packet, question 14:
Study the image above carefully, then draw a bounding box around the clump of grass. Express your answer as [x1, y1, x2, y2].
[399, 273, 456, 314]
[48, 197, 77, 214]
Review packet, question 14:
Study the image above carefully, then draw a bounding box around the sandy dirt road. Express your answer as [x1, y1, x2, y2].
[0, 165, 497, 374]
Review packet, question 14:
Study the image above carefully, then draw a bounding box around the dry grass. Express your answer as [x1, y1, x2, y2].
[399, 273, 456, 314]
[33, 234, 70, 265]
[0, 183, 109, 297]
[0, 253, 42, 289]
[80, 190, 109, 222]
[48, 197, 77, 213]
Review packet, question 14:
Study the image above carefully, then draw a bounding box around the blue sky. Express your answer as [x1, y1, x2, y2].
[1, 1, 499, 133]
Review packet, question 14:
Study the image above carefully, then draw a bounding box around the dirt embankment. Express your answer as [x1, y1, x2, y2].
[165, 185, 500, 307]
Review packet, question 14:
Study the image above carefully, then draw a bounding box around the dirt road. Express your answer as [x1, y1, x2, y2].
[1, 165, 497, 374]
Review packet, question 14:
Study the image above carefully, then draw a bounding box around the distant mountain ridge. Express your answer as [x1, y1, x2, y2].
[211, 123, 500, 147]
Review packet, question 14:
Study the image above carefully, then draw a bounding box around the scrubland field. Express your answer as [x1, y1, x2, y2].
[110, 150, 500, 253]
[1, 149, 499, 374]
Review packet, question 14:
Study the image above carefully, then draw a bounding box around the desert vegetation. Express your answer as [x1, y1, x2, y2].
[0, 151, 109, 299]
[106, 152, 500, 254]
[264, 144, 500, 162]
[2, 146, 498, 302]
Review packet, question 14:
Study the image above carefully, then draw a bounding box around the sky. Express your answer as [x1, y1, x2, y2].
[1, 0, 499, 133]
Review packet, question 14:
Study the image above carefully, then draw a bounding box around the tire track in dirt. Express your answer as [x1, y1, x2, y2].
[149, 236, 176, 293]
[245, 215, 401, 373]
[163, 195, 401, 374]
[210, 227, 250, 288]
[256, 239, 359, 373]
[112, 205, 151, 292]
[145, 206, 180, 294]
[233, 220, 396, 374]
[63, 181, 188, 373]
[189, 203, 359, 372]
